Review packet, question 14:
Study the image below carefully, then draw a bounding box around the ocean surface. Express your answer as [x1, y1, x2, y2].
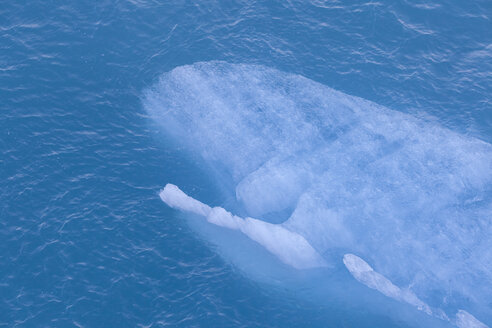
[1, 1, 491, 327]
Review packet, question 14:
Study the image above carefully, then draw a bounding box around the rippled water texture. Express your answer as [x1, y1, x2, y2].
[1, 1, 491, 327]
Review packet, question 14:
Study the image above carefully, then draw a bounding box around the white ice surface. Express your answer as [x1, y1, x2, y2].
[456, 310, 489, 328]
[159, 184, 211, 217]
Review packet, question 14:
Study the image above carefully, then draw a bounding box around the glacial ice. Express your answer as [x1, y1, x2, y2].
[144, 62, 492, 326]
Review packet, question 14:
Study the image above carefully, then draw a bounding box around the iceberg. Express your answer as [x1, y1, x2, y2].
[143, 62, 492, 327]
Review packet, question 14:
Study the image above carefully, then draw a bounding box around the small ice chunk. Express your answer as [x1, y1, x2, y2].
[456, 310, 488, 328]
[343, 254, 400, 299]
[207, 207, 243, 230]
[343, 254, 431, 315]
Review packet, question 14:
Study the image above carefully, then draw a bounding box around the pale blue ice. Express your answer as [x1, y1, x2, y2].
[144, 62, 492, 327]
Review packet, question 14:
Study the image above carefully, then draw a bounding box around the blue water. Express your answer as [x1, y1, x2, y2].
[1, 1, 491, 327]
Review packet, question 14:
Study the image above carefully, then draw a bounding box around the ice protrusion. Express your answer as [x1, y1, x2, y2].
[239, 216, 327, 269]
[160, 184, 327, 269]
[456, 310, 488, 328]
[160, 184, 211, 217]
[343, 254, 432, 315]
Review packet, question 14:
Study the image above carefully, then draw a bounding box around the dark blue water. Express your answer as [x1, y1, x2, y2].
[1, 1, 491, 327]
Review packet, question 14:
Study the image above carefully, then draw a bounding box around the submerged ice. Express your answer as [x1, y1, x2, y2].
[144, 62, 492, 326]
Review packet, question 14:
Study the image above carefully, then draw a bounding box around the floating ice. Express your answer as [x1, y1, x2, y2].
[144, 62, 492, 326]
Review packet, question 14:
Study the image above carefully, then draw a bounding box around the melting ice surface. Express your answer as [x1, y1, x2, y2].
[143, 62, 492, 327]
